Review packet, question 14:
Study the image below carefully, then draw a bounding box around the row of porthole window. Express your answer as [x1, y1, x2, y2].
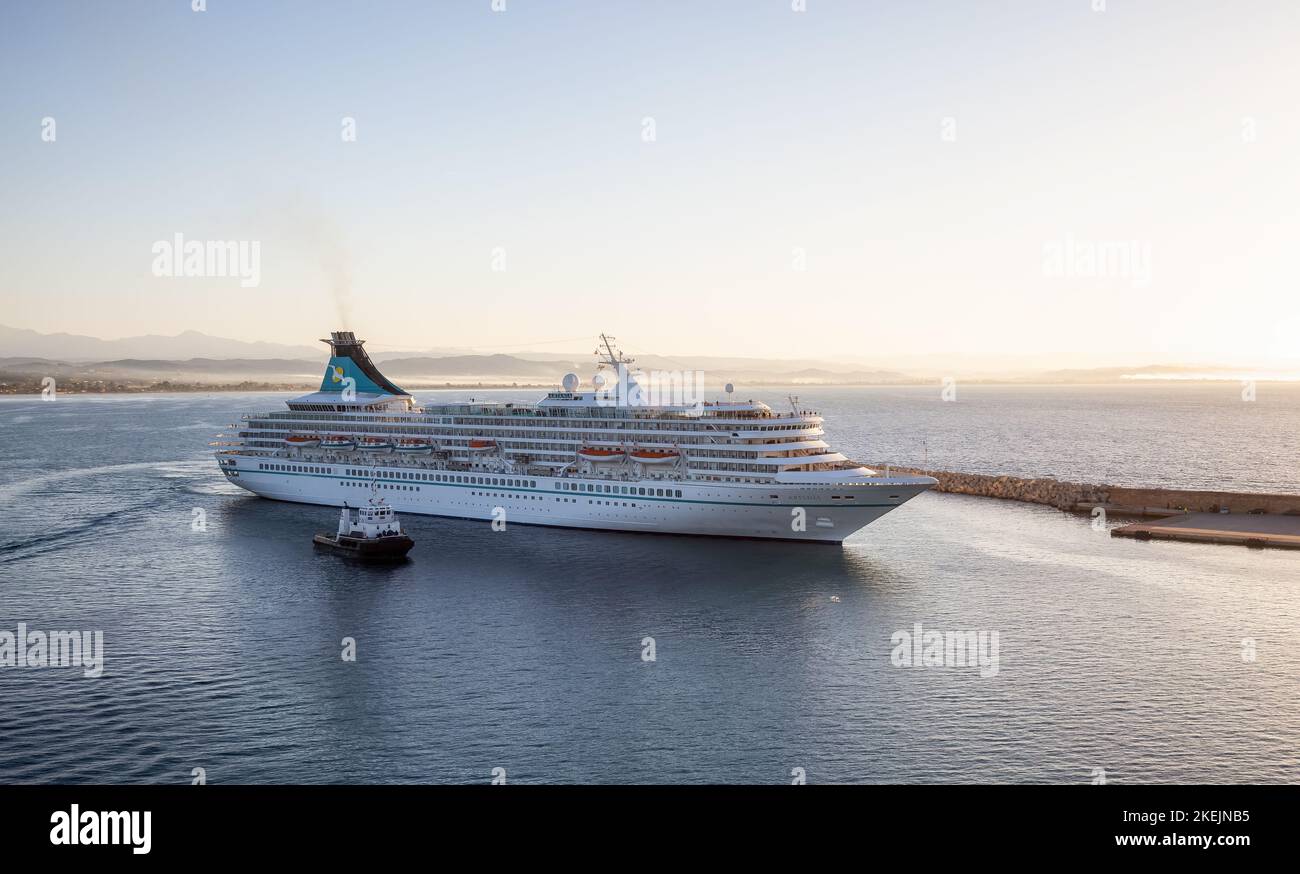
[342, 469, 538, 489]
[561, 482, 682, 498]
[470, 491, 542, 501]
[259, 462, 330, 474]
[340, 481, 421, 492]
[265, 460, 689, 500]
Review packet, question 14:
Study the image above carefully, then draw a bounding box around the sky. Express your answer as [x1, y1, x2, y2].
[1, 0, 1298, 369]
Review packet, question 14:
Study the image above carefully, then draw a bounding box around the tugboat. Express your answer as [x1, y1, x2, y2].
[313, 495, 414, 560]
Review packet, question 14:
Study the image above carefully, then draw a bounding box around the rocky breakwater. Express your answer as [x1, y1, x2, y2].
[870, 464, 1300, 517]
[871, 465, 1110, 512]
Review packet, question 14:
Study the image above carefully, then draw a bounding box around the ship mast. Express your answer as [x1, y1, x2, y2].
[596, 333, 634, 369]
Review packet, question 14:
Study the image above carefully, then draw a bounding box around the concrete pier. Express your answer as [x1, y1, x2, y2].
[1111, 513, 1300, 550]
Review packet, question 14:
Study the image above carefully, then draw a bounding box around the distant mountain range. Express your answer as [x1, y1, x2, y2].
[0, 354, 914, 389]
[0, 324, 324, 361]
[0, 325, 915, 386]
[0, 325, 1292, 391]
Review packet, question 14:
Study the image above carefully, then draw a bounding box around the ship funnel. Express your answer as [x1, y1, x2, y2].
[318, 329, 408, 397]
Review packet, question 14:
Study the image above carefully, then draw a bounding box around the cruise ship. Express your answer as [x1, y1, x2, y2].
[214, 331, 936, 543]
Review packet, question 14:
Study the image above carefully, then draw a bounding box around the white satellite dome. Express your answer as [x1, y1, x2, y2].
[561, 372, 580, 392]
[592, 372, 609, 390]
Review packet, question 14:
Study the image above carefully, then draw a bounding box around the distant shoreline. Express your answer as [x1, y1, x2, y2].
[4, 377, 1300, 396]
[0, 381, 559, 395]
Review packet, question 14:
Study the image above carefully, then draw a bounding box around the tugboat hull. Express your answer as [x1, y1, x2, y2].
[313, 532, 414, 560]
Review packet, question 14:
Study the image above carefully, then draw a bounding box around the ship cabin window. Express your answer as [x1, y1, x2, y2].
[676, 490, 682, 497]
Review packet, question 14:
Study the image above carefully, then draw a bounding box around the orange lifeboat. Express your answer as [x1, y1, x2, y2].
[285, 434, 321, 448]
[578, 446, 625, 462]
[468, 439, 496, 452]
[630, 449, 679, 465]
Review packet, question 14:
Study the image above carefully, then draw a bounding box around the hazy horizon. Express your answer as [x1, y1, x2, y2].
[3, 1, 1298, 368]
[5, 321, 1300, 382]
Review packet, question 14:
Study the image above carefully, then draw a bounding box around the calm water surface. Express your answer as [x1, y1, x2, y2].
[1, 386, 1297, 783]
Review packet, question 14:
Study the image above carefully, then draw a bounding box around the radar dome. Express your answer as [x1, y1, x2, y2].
[562, 373, 580, 392]
[725, 383, 735, 394]
[592, 372, 609, 390]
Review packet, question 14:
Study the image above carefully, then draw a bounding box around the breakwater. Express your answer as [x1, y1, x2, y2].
[871, 465, 1300, 517]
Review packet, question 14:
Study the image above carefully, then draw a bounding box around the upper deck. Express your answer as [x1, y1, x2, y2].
[222, 331, 867, 484]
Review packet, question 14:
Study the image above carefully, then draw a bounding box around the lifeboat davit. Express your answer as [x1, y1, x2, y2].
[630, 449, 679, 465]
[285, 434, 321, 448]
[395, 438, 434, 455]
[319, 435, 356, 450]
[578, 446, 625, 463]
[468, 439, 496, 452]
[358, 437, 393, 451]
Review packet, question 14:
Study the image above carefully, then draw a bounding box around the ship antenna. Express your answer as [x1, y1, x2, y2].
[597, 333, 634, 368]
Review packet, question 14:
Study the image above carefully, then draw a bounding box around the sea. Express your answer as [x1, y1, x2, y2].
[1, 384, 1297, 784]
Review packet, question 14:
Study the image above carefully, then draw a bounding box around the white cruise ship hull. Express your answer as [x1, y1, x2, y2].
[219, 454, 931, 543]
